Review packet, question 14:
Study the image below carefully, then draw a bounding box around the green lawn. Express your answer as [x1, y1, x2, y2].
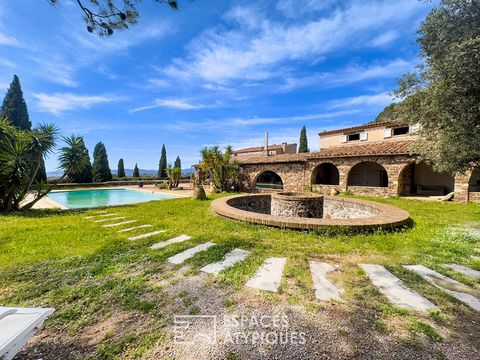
[0, 194, 479, 359]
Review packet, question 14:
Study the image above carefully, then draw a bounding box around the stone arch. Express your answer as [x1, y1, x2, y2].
[397, 161, 455, 196]
[254, 170, 284, 190]
[469, 169, 480, 192]
[311, 162, 340, 185]
[347, 161, 389, 187]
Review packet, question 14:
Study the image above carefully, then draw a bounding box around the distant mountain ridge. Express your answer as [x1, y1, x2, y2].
[47, 168, 193, 178]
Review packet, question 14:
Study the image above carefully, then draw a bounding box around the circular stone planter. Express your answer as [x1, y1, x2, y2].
[211, 194, 410, 231]
[271, 192, 324, 218]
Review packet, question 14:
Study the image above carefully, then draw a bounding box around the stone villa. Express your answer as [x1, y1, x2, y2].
[235, 122, 480, 203]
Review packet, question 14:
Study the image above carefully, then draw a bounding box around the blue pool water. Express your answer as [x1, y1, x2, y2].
[47, 188, 179, 209]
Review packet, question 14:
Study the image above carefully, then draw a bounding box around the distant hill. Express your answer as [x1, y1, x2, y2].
[47, 168, 193, 178]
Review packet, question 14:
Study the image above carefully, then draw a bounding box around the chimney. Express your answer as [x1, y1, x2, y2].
[282, 142, 287, 153]
[264, 132, 269, 156]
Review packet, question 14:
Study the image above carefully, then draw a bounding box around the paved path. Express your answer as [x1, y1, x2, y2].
[201, 249, 251, 275]
[404, 265, 480, 311]
[447, 264, 480, 278]
[103, 220, 137, 228]
[310, 261, 344, 301]
[94, 217, 125, 223]
[128, 230, 166, 241]
[150, 235, 191, 250]
[246, 257, 287, 292]
[361, 264, 436, 311]
[118, 224, 152, 233]
[168, 242, 215, 264]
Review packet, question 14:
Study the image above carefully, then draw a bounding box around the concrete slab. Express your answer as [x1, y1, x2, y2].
[128, 230, 165, 241]
[168, 242, 215, 265]
[404, 265, 480, 311]
[150, 234, 192, 250]
[310, 261, 344, 301]
[360, 264, 436, 311]
[118, 224, 152, 233]
[84, 213, 113, 219]
[201, 249, 251, 275]
[103, 220, 137, 228]
[94, 216, 125, 223]
[447, 264, 480, 278]
[246, 257, 287, 292]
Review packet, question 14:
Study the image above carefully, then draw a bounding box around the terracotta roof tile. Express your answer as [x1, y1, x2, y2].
[237, 140, 416, 165]
[319, 121, 405, 136]
[233, 144, 288, 154]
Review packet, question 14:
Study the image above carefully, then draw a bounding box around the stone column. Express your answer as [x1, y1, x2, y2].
[454, 171, 471, 203]
[337, 165, 350, 192]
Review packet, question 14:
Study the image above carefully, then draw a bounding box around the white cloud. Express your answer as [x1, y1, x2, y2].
[276, 0, 335, 18]
[0, 31, 19, 47]
[130, 98, 215, 113]
[32, 57, 78, 87]
[328, 93, 395, 109]
[371, 30, 400, 47]
[33, 93, 122, 116]
[163, 0, 425, 85]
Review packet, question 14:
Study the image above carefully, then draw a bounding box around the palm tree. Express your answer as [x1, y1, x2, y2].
[199, 145, 239, 192]
[0, 120, 88, 211]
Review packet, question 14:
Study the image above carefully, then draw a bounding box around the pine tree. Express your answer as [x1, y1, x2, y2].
[69, 138, 93, 183]
[158, 144, 167, 179]
[298, 126, 309, 153]
[132, 163, 140, 178]
[92, 142, 112, 182]
[174, 156, 181, 169]
[117, 158, 126, 178]
[0, 75, 31, 130]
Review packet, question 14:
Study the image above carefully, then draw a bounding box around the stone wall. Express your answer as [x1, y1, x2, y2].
[239, 155, 476, 202]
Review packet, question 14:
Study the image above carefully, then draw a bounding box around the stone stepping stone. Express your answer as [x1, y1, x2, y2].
[94, 216, 125, 223]
[446, 264, 480, 279]
[84, 213, 115, 219]
[246, 257, 287, 292]
[103, 220, 137, 228]
[201, 249, 251, 275]
[360, 264, 436, 311]
[310, 261, 344, 301]
[118, 224, 152, 233]
[168, 242, 215, 265]
[150, 234, 192, 250]
[128, 230, 165, 241]
[474, 249, 480, 253]
[404, 265, 480, 311]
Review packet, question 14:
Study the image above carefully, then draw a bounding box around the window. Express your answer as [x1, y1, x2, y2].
[393, 126, 409, 136]
[348, 133, 360, 141]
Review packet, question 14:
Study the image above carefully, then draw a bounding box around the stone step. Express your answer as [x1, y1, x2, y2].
[150, 235, 192, 250]
[310, 261, 344, 301]
[404, 265, 480, 311]
[201, 249, 251, 275]
[103, 220, 137, 228]
[360, 264, 436, 311]
[128, 230, 166, 241]
[94, 216, 125, 223]
[446, 264, 480, 279]
[84, 213, 113, 219]
[246, 257, 287, 292]
[168, 242, 215, 265]
[118, 224, 152, 233]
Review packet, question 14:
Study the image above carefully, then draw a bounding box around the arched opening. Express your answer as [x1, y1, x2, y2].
[348, 162, 388, 187]
[312, 163, 340, 185]
[469, 169, 480, 193]
[399, 161, 455, 196]
[255, 171, 284, 190]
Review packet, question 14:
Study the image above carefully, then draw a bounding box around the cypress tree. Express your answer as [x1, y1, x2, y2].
[158, 144, 167, 179]
[132, 163, 140, 178]
[298, 126, 309, 153]
[69, 138, 93, 183]
[174, 156, 181, 169]
[92, 142, 112, 182]
[0, 75, 31, 130]
[117, 158, 126, 178]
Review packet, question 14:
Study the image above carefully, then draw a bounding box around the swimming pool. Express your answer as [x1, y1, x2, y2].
[47, 188, 179, 209]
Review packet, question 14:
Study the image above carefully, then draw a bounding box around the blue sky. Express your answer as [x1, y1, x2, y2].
[0, 0, 433, 171]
